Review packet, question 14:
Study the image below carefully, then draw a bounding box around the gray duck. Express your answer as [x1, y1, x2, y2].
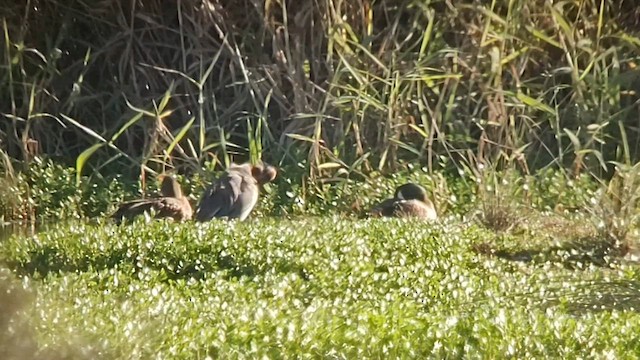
[194, 161, 277, 222]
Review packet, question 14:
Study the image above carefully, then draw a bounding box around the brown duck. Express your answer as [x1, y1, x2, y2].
[370, 183, 438, 220]
[194, 161, 277, 222]
[112, 175, 193, 223]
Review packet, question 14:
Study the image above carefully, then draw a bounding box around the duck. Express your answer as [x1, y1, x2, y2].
[370, 182, 438, 220]
[111, 175, 193, 224]
[194, 160, 277, 222]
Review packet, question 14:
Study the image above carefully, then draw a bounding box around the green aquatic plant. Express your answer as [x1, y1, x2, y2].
[2, 217, 640, 358]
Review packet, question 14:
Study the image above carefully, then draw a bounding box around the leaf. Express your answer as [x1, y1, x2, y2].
[111, 112, 144, 142]
[618, 121, 630, 166]
[61, 114, 108, 143]
[124, 97, 155, 117]
[516, 93, 555, 115]
[317, 162, 342, 169]
[409, 123, 429, 139]
[563, 128, 581, 151]
[619, 33, 640, 48]
[526, 26, 562, 49]
[548, 4, 573, 46]
[157, 82, 175, 113]
[286, 133, 318, 143]
[576, 149, 606, 171]
[501, 46, 529, 66]
[163, 116, 195, 164]
[390, 138, 422, 156]
[75, 143, 104, 186]
[418, 9, 435, 62]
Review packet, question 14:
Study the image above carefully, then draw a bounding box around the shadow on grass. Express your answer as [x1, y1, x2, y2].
[5, 245, 130, 277]
[4, 247, 311, 283]
[544, 280, 640, 314]
[472, 235, 631, 270]
[472, 234, 640, 314]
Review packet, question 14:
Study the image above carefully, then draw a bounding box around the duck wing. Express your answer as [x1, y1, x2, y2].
[155, 197, 192, 221]
[224, 180, 259, 221]
[112, 197, 191, 223]
[392, 200, 437, 220]
[194, 172, 244, 222]
[369, 198, 398, 217]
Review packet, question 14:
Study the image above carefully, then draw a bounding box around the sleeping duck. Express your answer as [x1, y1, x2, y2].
[370, 183, 437, 220]
[112, 175, 193, 223]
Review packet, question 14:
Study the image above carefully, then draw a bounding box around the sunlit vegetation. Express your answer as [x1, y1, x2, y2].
[2, 0, 640, 357]
[2, 218, 640, 359]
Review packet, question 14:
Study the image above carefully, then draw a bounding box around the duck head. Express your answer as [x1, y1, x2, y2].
[251, 161, 278, 185]
[395, 183, 429, 202]
[159, 175, 184, 198]
[369, 182, 437, 220]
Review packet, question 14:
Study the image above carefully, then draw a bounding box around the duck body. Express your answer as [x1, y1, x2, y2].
[112, 176, 193, 223]
[370, 183, 437, 220]
[194, 161, 277, 222]
[112, 197, 192, 223]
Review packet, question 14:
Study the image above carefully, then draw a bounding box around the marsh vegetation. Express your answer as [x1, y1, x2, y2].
[2, 0, 640, 358]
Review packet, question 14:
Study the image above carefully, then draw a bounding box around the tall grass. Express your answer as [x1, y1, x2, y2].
[0, 0, 638, 175]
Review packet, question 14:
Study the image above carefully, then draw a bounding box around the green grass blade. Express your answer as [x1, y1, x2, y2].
[75, 143, 104, 186]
